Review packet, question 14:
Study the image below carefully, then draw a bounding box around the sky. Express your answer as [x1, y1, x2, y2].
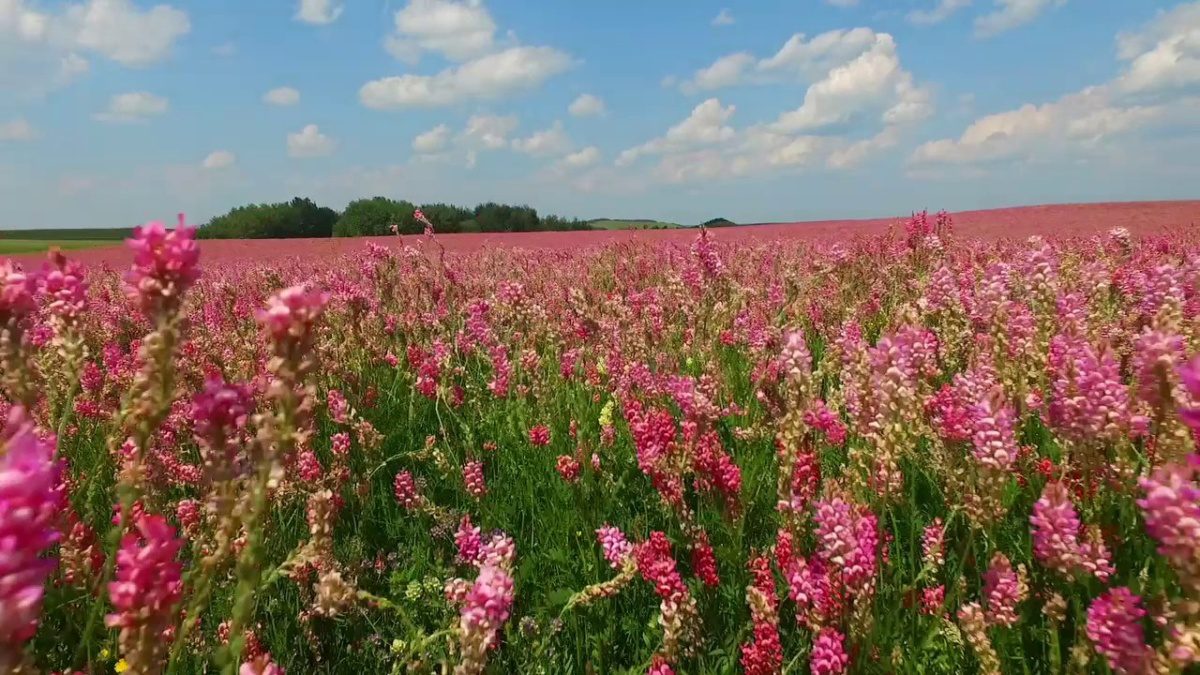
[0, 0, 1198, 229]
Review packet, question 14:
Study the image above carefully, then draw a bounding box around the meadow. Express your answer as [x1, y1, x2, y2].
[1, 208, 1199, 675]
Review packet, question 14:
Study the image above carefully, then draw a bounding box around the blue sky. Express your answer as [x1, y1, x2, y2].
[0, 0, 1197, 229]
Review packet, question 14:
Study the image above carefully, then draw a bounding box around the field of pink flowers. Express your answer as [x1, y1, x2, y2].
[1, 211, 1199, 674]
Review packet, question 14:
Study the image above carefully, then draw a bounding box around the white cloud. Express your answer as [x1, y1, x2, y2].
[1114, 3, 1200, 94]
[202, 150, 236, 170]
[680, 52, 755, 93]
[0, 0, 189, 69]
[287, 124, 336, 158]
[263, 86, 301, 106]
[384, 0, 496, 63]
[93, 91, 168, 123]
[412, 123, 451, 153]
[212, 41, 236, 57]
[771, 33, 932, 132]
[461, 114, 517, 149]
[560, 146, 600, 168]
[909, 92, 1153, 165]
[568, 93, 606, 117]
[0, 119, 37, 142]
[512, 121, 571, 156]
[908, 0, 972, 26]
[295, 0, 343, 25]
[58, 0, 189, 66]
[711, 9, 734, 26]
[360, 46, 572, 108]
[975, 0, 1066, 38]
[914, 5, 1200, 168]
[617, 98, 736, 165]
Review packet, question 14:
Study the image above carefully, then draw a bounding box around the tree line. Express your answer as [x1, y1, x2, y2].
[196, 197, 592, 239]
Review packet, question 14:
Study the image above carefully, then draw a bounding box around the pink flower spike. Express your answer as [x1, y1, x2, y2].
[810, 627, 849, 675]
[1086, 587, 1151, 674]
[0, 409, 63, 647]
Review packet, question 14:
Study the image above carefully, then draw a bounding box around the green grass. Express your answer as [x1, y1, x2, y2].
[0, 227, 131, 240]
[587, 219, 682, 230]
[0, 239, 115, 254]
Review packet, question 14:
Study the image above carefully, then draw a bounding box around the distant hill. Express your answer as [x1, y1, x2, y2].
[701, 217, 737, 227]
[0, 227, 131, 240]
[588, 218, 681, 230]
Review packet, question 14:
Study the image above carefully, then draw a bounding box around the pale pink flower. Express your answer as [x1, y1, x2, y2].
[596, 525, 634, 569]
[124, 216, 200, 314]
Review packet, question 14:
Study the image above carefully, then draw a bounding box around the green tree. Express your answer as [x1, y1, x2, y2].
[334, 197, 415, 237]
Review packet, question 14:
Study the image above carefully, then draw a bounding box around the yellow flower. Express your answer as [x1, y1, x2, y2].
[115, 659, 129, 673]
[99, 648, 110, 660]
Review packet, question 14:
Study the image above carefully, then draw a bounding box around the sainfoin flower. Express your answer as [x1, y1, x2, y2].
[1085, 587, 1151, 674]
[981, 552, 1025, 627]
[596, 525, 634, 569]
[0, 409, 63, 650]
[456, 564, 515, 675]
[1029, 481, 1117, 581]
[106, 514, 185, 674]
[393, 470, 423, 510]
[124, 216, 200, 313]
[463, 460, 487, 498]
[240, 653, 285, 675]
[809, 627, 849, 675]
[1137, 455, 1200, 590]
[256, 284, 329, 342]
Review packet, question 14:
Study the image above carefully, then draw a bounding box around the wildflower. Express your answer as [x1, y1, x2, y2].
[810, 627, 849, 675]
[921, 585, 945, 616]
[556, 455, 581, 484]
[463, 460, 487, 498]
[690, 532, 720, 587]
[740, 556, 782, 675]
[124, 216, 200, 315]
[981, 553, 1026, 627]
[958, 602, 1000, 674]
[106, 515, 185, 674]
[528, 424, 551, 447]
[0, 410, 62, 657]
[1137, 455, 1200, 591]
[922, 518, 945, 571]
[596, 525, 634, 569]
[240, 654, 284, 675]
[1086, 587, 1151, 674]
[393, 471, 424, 510]
[455, 516, 483, 565]
[456, 565, 515, 675]
[647, 655, 675, 675]
[115, 659, 130, 673]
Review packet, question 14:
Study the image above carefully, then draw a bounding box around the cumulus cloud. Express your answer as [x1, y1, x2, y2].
[93, 91, 168, 123]
[412, 123, 451, 153]
[263, 86, 301, 106]
[975, 0, 1066, 38]
[568, 93, 606, 117]
[676, 26, 933, 134]
[679, 52, 755, 93]
[0, 0, 189, 70]
[765, 32, 933, 133]
[617, 98, 737, 166]
[202, 150, 236, 170]
[1114, 3, 1200, 94]
[560, 146, 600, 168]
[384, 0, 496, 63]
[295, 0, 343, 25]
[287, 124, 336, 158]
[711, 9, 734, 26]
[0, 118, 37, 142]
[461, 114, 518, 150]
[512, 121, 571, 156]
[364, 1, 571, 110]
[907, 0, 973, 26]
[360, 46, 572, 108]
[913, 5, 1200, 168]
